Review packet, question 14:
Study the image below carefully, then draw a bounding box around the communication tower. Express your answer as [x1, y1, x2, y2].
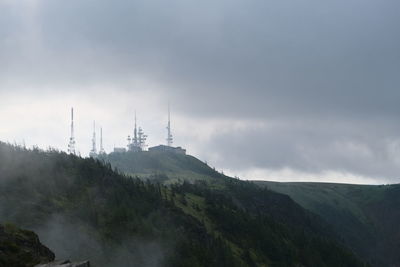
[166, 104, 173, 147]
[68, 108, 76, 155]
[128, 111, 147, 152]
[89, 121, 97, 158]
[99, 127, 106, 155]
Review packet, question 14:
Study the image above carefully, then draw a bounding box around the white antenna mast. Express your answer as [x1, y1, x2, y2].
[89, 121, 97, 157]
[68, 107, 76, 154]
[99, 127, 105, 154]
[133, 110, 138, 147]
[166, 103, 173, 147]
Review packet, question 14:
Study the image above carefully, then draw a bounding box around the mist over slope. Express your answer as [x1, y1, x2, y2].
[257, 181, 400, 267]
[0, 142, 366, 266]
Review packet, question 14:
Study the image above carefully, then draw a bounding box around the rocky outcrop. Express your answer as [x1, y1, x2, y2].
[0, 223, 55, 267]
[0, 223, 90, 267]
[35, 260, 90, 267]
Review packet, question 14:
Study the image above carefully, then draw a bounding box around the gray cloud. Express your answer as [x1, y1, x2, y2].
[1, 0, 400, 183]
[191, 118, 400, 182]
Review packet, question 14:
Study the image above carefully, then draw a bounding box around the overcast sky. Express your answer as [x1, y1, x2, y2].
[1, 0, 400, 184]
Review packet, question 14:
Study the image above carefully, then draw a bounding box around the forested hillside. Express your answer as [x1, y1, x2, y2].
[257, 181, 400, 267]
[0, 143, 366, 266]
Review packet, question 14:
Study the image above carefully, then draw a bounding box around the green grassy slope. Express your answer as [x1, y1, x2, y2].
[256, 181, 400, 267]
[0, 143, 366, 267]
[102, 150, 224, 183]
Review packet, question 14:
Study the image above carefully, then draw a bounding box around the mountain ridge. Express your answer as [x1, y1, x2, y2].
[0, 142, 365, 266]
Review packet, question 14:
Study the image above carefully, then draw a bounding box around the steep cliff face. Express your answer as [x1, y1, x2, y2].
[0, 223, 55, 267]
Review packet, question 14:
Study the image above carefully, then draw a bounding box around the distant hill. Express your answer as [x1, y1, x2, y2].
[256, 181, 400, 267]
[102, 150, 225, 183]
[0, 143, 365, 266]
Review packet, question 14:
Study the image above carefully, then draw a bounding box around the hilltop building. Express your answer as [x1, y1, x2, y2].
[149, 145, 186, 155]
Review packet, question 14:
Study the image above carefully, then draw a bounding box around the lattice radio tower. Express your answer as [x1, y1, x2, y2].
[68, 107, 76, 155]
[166, 103, 173, 147]
[89, 121, 97, 157]
[99, 127, 105, 154]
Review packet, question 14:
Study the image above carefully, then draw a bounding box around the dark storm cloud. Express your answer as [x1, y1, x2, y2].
[2, 0, 400, 116]
[1, 0, 400, 182]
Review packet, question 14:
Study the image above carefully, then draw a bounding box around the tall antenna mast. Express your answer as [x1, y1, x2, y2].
[68, 107, 76, 154]
[99, 127, 105, 154]
[133, 110, 138, 147]
[89, 121, 97, 157]
[166, 103, 173, 147]
[127, 111, 147, 152]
